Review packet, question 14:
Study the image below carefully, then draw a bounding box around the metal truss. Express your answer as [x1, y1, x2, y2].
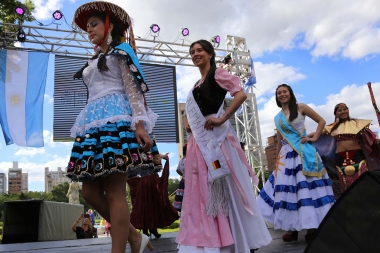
[0, 23, 266, 187]
[0, 22, 231, 66]
[224, 35, 266, 192]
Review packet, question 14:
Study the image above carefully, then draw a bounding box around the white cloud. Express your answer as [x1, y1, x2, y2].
[169, 164, 180, 180]
[176, 66, 199, 101]
[109, 0, 380, 61]
[253, 62, 307, 101]
[0, 155, 69, 185]
[258, 82, 380, 145]
[44, 94, 54, 104]
[14, 147, 45, 157]
[31, 0, 64, 20]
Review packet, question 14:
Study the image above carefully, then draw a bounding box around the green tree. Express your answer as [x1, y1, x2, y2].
[168, 178, 180, 197]
[49, 182, 92, 212]
[0, 0, 35, 46]
[0, 0, 35, 24]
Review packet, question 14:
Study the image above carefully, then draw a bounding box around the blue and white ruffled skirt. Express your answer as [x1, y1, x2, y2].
[257, 140, 335, 231]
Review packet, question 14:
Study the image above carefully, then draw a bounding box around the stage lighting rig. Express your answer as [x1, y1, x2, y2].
[15, 4, 26, 16]
[211, 35, 221, 48]
[181, 28, 189, 37]
[17, 27, 26, 42]
[52, 10, 63, 21]
[150, 24, 160, 33]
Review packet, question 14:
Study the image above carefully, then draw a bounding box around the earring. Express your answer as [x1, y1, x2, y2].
[107, 31, 112, 45]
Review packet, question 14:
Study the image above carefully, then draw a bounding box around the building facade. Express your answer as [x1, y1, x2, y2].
[22, 173, 28, 193]
[0, 173, 7, 194]
[264, 131, 278, 171]
[45, 167, 71, 193]
[8, 161, 23, 194]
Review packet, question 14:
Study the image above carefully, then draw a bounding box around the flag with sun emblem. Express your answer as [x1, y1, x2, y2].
[0, 49, 49, 147]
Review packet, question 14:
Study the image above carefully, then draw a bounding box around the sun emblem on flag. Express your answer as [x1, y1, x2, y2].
[8, 93, 23, 107]
[274, 150, 285, 178]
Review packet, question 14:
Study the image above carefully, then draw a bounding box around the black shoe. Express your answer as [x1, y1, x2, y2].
[250, 249, 258, 253]
[142, 229, 150, 237]
[149, 229, 161, 239]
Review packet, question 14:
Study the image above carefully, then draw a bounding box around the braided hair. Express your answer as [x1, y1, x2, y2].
[73, 12, 125, 78]
[189, 40, 217, 105]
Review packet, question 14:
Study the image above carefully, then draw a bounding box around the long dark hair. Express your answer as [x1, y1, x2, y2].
[330, 103, 355, 132]
[182, 143, 187, 157]
[189, 40, 216, 78]
[275, 84, 298, 121]
[73, 12, 125, 78]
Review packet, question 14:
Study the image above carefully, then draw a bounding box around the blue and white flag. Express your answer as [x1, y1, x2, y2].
[0, 49, 49, 147]
[238, 58, 256, 114]
[244, 57, 256, 93]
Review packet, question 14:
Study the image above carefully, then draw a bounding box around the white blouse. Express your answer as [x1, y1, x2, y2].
[70, 54, 157, 137]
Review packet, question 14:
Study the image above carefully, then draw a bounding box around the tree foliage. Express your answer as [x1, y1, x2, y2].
[0, 0, 35, 46]
[168, 178, 180, 197]
[0, 0, 35, 24]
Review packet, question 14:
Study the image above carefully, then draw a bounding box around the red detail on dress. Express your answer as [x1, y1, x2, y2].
[128, 160, 179, 229]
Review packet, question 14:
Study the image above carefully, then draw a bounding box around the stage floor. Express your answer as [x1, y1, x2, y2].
[0, 228, 308, 253]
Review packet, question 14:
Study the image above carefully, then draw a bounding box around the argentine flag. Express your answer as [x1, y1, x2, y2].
[0, 49, 49, 147]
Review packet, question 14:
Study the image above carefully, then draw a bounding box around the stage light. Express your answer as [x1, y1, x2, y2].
[212, 35, 221, 44]
[211, 35, 221, 48]
[15, 5, 26, 16]
[181, 28, 189, 37]
[17, 28, 26, 42]
[52, 10, 63, 21]
[150, 24, 160, 33]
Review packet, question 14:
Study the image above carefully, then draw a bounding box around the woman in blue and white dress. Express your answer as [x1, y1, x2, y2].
[257, 84, 335, 243]
[66, 2, 159, 252]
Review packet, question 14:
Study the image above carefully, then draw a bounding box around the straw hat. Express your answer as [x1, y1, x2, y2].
[73, 1, 131, 32]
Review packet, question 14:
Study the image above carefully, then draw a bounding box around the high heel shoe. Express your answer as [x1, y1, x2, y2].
[142, 229, 150, 237]
[282, 231, 298, 242]
[139, 234, 153, 253]
[149, 228, 161, 239]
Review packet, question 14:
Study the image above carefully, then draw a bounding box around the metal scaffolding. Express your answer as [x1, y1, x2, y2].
[0, 23, 266, 188]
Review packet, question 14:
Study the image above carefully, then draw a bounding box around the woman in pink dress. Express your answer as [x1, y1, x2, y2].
[175, 40, 272, 253]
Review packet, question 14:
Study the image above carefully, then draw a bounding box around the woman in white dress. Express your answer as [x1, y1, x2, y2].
[257, 84, 335, 242]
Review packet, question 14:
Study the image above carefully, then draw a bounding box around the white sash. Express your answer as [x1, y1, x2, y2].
[186, 91, 230, 217]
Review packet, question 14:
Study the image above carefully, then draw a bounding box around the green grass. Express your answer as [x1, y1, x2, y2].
[157, 219, 180, 233]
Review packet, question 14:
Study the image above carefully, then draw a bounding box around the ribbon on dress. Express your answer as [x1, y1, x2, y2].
[275, 111, 326, 178]
[186, 91, 231, 217]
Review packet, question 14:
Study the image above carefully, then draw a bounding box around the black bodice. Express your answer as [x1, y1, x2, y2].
[192, 69, 227, 116]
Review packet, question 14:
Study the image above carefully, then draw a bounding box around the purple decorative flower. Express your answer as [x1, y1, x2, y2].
[148, 154, 153, 160]
[116, 157, 125, 166]
[141, 153, 148, 161]
[141, 83, 147, 92]
[129, 64, 137, 72]
[67, 162, 74, 171]
[132, 153, 139, 162]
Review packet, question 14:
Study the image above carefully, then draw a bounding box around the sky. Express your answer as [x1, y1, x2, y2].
[1, 0, 380, 192]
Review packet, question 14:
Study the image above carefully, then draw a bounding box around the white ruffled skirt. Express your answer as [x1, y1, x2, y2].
[257, 140, 335, 231]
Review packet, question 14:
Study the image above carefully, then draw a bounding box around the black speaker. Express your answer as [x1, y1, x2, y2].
[305, 169, 380, 253]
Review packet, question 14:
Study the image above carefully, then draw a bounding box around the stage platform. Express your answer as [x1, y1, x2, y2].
[0, 228, 308, 253]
